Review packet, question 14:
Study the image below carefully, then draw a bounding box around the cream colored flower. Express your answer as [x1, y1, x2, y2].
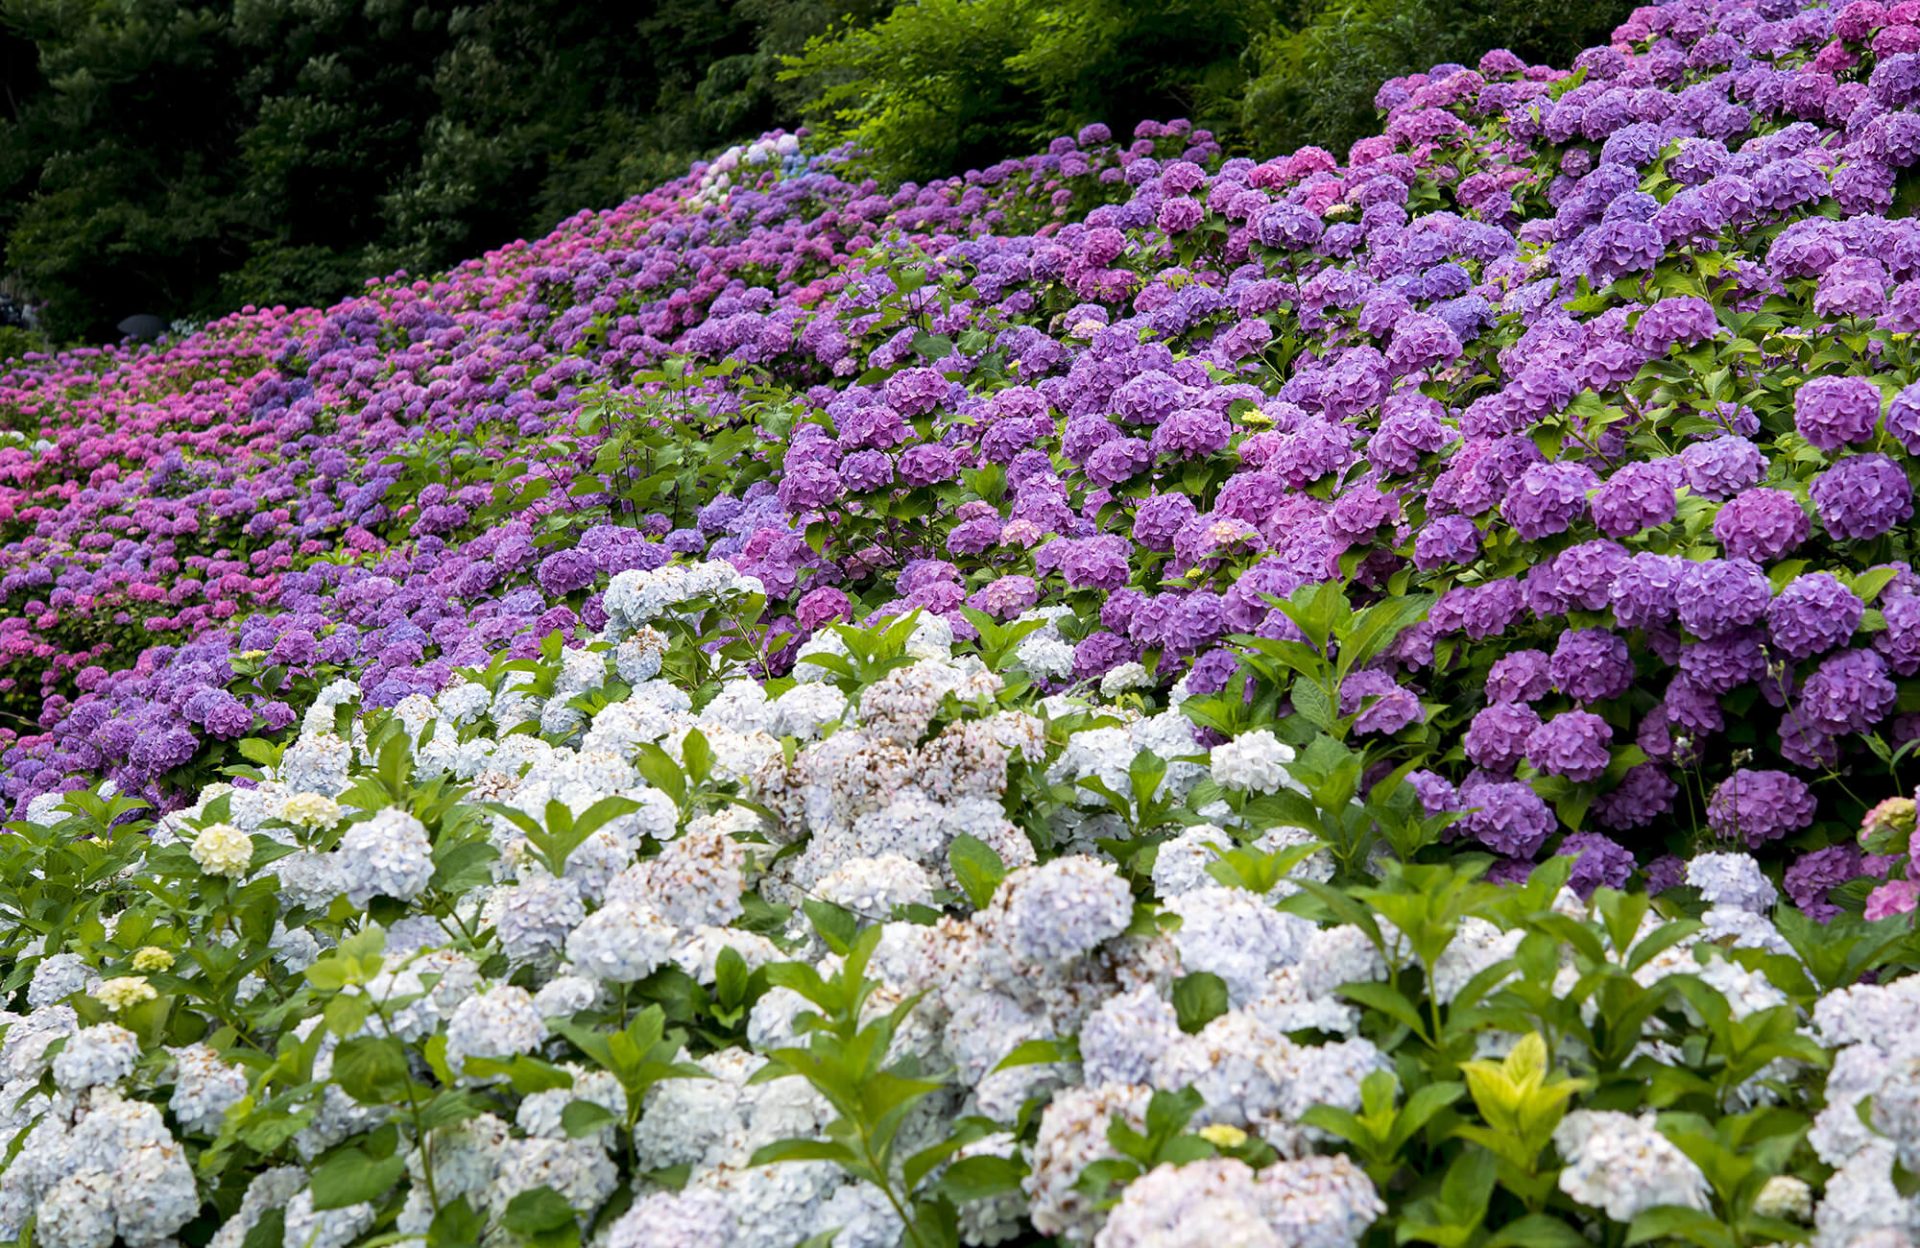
[191, 822, 254, 877]
[131, 947, 174, 973]
[92, 977, 157, 1011]
[279, 792, 341, 831]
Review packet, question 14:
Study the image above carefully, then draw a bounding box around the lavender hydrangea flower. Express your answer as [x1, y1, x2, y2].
[1558, 833, 1636, 897]
[1593, 764, 1677, 830]
[1458, 777, 1557, 857]
[1486, 650, 1553, 703]
[1591, 461, 1678, 537]
[1502, 462, 1598, 539]
[1801, 647, 1898, 735]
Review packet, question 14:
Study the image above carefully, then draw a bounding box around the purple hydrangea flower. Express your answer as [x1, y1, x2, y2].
[535, 550, 597, 597]
[1644, 854, 1688, 896]
[1712, 488, 1810, 562]
[1767, 572, 1863, 660]
[1486, 650, 1553, 703]
[1706, 768, 1816, 847]
[1340, 669, 1424, 735]
[1679, 436, 1766, 500]
[1591, 461, 1678, 537]
[1801, 647, 1899, 735]
[1609, 553, 1689, 630]
[1502, 462, 1598, 539]
[1526, 710, 1613, 782]
[1794, 375, 1883, 450]
[1413, 514, 1482, 569]
[1557, 832, 1636, 897]
[1593, 764, 1677, 830]
[1465, 702, 1543, 773]
[1784, 844, 1871, 923]
[1458, 777, 1558, 857]
[1810, 453, 1915, 540]
[1676, 559, 1772, 639]
[1550, 629, 1634, 703]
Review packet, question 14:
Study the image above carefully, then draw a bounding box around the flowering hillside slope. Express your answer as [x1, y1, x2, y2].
[6, 0, 1920, 1243]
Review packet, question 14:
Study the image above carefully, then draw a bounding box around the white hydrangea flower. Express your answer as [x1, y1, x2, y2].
[1165, 886, 1313, 1005]
[565, 900, 677, 983]
[1208, 729, 1300, 795]
[28, 955, 97, 1010]
[335, 807, 434, 907]
[1095, 1155, 1383, 1248]
[51, 1024, 139, 1093]
[444, 986, 547, 1076]
[604, 1187, 735, 1247]
[1099, 662, 1153, 698]
[1554, 1110, 1711, 1222]
[993, 856, 1134, 966]
[1685, 853, 1776, 913]
[167, 1043, 250, 1135]
[815, 854, 937, 921]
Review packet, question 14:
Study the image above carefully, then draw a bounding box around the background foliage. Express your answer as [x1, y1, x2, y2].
[0, 0, 1629, 343]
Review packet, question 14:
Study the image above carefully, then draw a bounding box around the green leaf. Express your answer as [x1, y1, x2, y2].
[560, 1101, 616, 1138]
[750, 1137, 860, 1167]
[1289, 678, 1337, 732]
[948, 834, 1008, 911]
[935, 1154, 1027, 1204]
[330, 1036, 411, 1106]
[1340, 980, 1430, 1038]
[241, 1208, 287, 1248]
[992, 1036, 1077, 1072]
[428, 1197, 485, 1248]
[802, 898, 860, 955]
[1624, 1206, 1739, 1248]
[1484, 1214, 1593, 1248]
[1171, 972, 1230, 1034]
[309, 1147, 404, 1210]
[503, 1186, 579, 1234]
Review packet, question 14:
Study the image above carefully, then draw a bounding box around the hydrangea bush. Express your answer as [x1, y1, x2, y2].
[4, 583, 1915, 1247]
[12, 0, 1920, 1239]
